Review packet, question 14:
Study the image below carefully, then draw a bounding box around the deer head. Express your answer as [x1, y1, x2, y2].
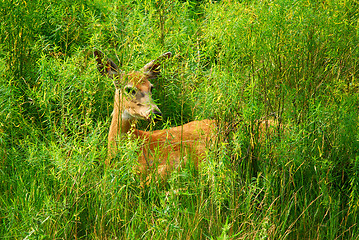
[94, 50, 172, 121]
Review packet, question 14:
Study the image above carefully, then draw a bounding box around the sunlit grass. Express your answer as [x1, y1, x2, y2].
[0, 0, 358, 239]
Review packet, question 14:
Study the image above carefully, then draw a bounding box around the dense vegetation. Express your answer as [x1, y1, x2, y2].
[1, 0, 358, 239]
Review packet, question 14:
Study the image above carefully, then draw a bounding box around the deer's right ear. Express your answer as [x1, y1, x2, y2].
[142, 52, 172, 79]
[94, 50, 120, 79]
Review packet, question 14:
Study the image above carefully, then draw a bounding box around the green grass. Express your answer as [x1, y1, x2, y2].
[1, 0, 358, 239]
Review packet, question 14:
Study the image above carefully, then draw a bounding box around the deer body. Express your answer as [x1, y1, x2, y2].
[125, 119, 215, 177]
[95, 50, 215, 178]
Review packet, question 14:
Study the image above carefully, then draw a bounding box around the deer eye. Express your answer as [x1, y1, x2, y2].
[124, 86, 137, 95]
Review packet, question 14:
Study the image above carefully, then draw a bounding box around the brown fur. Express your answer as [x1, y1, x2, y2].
[135, 119, 216, 177]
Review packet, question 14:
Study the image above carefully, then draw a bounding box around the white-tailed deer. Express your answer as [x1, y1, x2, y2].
[94, 50, 216, 179]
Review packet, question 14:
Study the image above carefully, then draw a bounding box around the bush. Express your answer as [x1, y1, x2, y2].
[0, 0, 358, 239]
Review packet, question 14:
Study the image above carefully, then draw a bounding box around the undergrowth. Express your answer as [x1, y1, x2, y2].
[0, 0, 358, 239]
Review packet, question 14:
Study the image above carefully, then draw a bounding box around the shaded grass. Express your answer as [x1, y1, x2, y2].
[0, 0, 358, 239]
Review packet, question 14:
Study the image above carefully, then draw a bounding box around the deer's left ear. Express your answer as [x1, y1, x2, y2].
[94, 49, 121, 79]
[142, 52, 172, 79]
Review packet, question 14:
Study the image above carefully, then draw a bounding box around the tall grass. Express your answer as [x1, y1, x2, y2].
[1, 0, 358, 239]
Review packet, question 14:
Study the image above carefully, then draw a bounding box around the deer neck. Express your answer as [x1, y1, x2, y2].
[110, 89, 137, 138]
[120, 109, 136, 134]
[108, 90, 138, 160]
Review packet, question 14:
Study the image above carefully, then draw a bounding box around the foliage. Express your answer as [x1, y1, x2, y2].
[0, 0, 358, 239]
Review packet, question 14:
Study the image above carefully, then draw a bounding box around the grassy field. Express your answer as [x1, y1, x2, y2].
[1, 0, 359, 239]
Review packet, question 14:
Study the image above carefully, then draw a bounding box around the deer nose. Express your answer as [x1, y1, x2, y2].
[152, 110, 162, 121]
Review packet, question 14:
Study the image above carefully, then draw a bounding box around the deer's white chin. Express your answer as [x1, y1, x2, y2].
[122, 110, 148, 121]
[122, 110, 136, 121]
